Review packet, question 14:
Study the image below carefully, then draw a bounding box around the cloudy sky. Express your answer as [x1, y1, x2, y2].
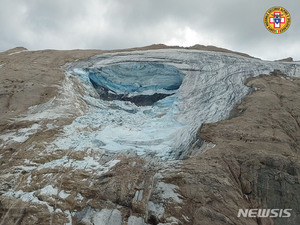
[0, 0, 299, 60]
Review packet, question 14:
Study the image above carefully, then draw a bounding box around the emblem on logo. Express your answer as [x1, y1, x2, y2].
[264, 6, 291, 34]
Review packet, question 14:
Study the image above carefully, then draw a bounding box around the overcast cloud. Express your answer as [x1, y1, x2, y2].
[0, 0, 299, 60]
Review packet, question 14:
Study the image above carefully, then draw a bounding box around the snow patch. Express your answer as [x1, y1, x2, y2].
[37, 157, 120, 175]
[3, 190, 54, 213]
[15, 165, 37, 173]
[147, 201, 164, 219]
[182, 215, 191, 222]
[156, 182, 182, 203]
[59, 190, 70, 199]
[64, 210, 73, 225]
[38, 185, 70, 199]
[40, 185, 58, 196]
[8, 50, 27, 56]
[26, 175, 32, 184]
[76, 207, 123, 225]
[0, 123, 40, 147]
[75, 193, 84, 201]
[128, 216, 148, 225]
[166, 216, 181, 224]
[46, 123, 55, 130]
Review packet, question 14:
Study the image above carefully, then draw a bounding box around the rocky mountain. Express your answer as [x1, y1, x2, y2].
[0, 46, 299, 225]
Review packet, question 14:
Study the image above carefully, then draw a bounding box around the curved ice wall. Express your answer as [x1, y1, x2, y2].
[87, 63, 185, 106]
[58, 49, 300, 159]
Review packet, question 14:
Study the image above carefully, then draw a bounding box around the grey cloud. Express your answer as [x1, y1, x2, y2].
[0, 0, 299, 60]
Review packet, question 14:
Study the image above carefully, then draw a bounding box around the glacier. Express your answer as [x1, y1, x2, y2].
[52, 49, 300, 159]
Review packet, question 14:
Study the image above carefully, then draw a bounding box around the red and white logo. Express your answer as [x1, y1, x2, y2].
[269, 12, 285, 29]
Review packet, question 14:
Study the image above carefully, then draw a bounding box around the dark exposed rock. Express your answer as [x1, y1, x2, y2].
[90, 79, 173, 106]
[276, 57, 293, 62]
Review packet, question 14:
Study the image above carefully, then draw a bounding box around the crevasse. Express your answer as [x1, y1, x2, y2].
[54, 49, 300, 159]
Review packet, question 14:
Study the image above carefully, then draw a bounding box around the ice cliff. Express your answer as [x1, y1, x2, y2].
[57, 49, 300, 159]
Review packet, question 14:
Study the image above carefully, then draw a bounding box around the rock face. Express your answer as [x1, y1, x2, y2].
[276, 57, 294, 62]
[194, 73, 300, 225]
[0, 46, 300, 225]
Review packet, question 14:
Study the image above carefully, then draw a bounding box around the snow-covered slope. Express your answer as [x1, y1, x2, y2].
[56, 49, 300, 159]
